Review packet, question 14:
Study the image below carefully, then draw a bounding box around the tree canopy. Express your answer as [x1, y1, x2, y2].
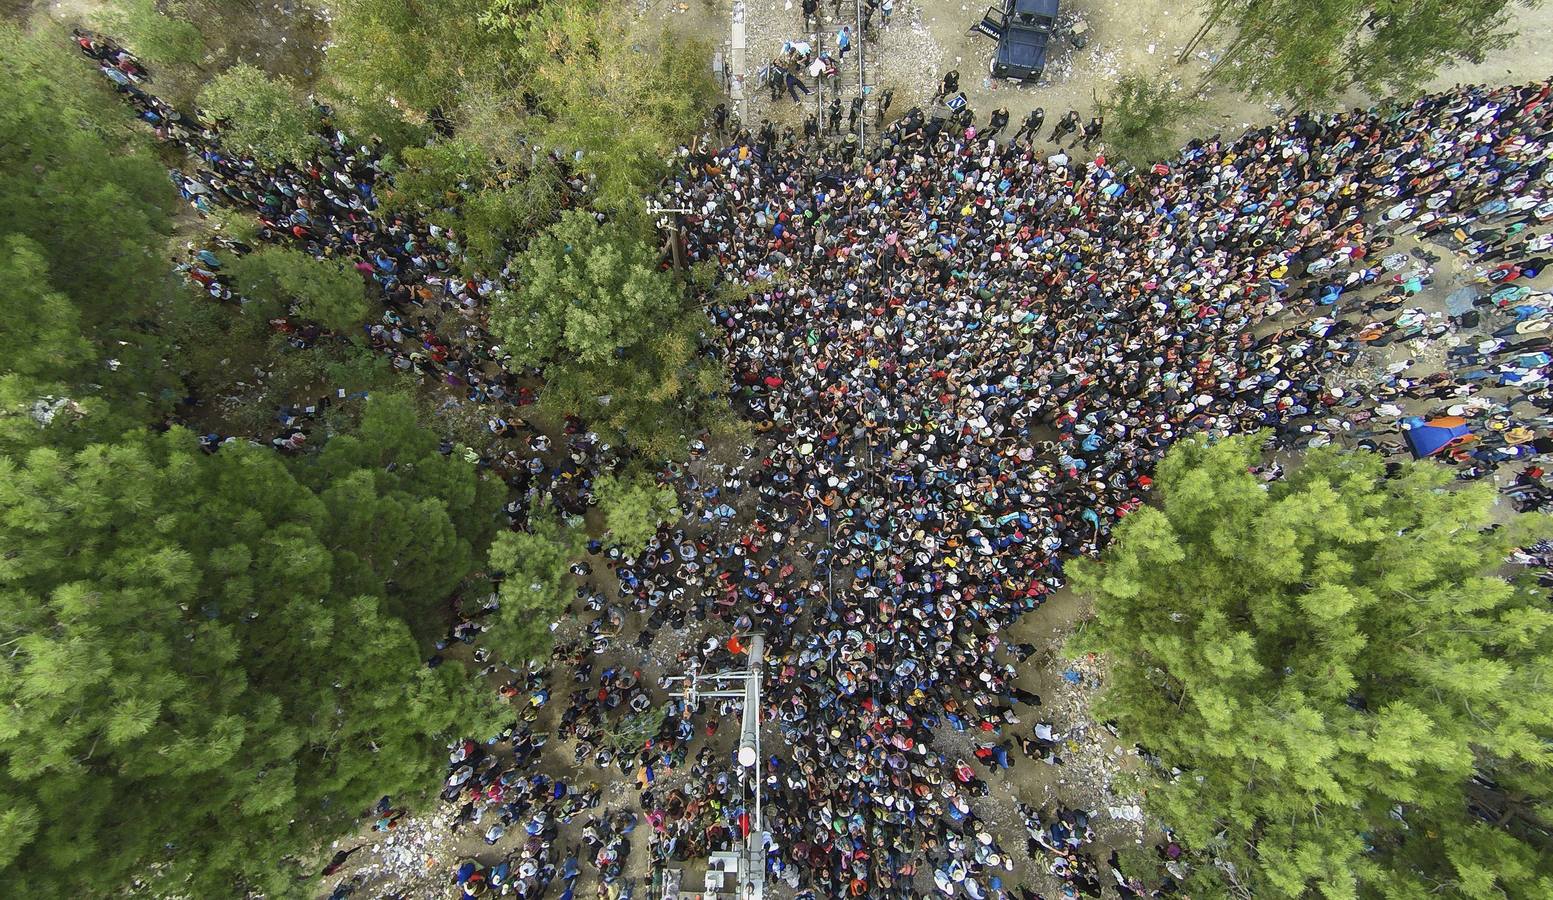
[293, 395, 508, 636]
[101, 0, 207, 70]
[385, 138, 564, 275]
[198, 64, 320, 164]
[226, 246, 371, 334]
[1098, 71, 1199, 167]
[0, 401, 506, 895]
[324, 0, 539, 120]
[0, 23, 179, 451]
[495, 209, 685, 370]
[514, 5, 717, 213]
[487, 506, 587, 660]
[594, 470, 680, 555]
[0, 24, 176, 329]
[1187, 0, 1538, 106]
[491, 209, 730, 457]
[1070, 435, 1553, 899]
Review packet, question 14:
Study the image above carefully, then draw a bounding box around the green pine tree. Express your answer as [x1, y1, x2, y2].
[1186, 0, 1536, 107]
[225, 245, 371, 334]
[1070, 435, 1553, 899]
[594, 470, 680, 556]
[198, 64, 320, 165]
[489, 209, 729, 458]
[487, 506, 587, 661]
[0, 24, 181, 451]
[0, 410, 505, 894]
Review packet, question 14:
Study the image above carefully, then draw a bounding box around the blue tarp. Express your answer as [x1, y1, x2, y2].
[1404, 419, 1472, 458]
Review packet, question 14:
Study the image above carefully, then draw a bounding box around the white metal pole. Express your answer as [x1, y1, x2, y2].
[739, 633, 764, 899]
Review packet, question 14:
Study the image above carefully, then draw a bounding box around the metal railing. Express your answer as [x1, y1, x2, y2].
[855, 0, 867, 145]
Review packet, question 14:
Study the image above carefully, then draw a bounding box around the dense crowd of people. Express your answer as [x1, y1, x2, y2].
[658, 79, 1553, 896]
[73, 28, 616, 514]
[76, 25, 1553, 900]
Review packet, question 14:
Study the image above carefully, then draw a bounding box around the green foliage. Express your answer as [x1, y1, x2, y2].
[495, 209, 681, 369]
[0, 237, 92, 387]
[518, 6, 716, 213]
[458, 163, 564, 272]
[388, 137, 494, 213]
[199, 64, 320, 164]
[387, 139, 562, 274]
[1194, 0, 1536, 106]
[487, 506, 587, 660]
[491, 209, 729, 457]
[1347, 1, 1533, 96]
[102, 0, 208, 69]
[1071, 435, 1553, 899]
[329, 0, 710, 246]
[1098, 71, 1198, 166]
[322, 91, 432, 158]
[0, 23, 179, 450]
[0, 24, 177, 328]
[225, 246, 370, 333]
[325, 0, 537, 118]
[0, 419, 505, 895]
[293, 394, 507, 634]
[594, 471, 680, 555]
[602, 706, 668, 754]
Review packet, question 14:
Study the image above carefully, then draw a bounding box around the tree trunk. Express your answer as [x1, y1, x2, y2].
[1178, 1, 1232, 65]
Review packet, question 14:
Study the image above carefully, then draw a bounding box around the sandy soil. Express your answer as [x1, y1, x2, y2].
[658, 0, 1553, 155]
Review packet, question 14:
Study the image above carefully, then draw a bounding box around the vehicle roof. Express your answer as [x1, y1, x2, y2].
[1011, 0, 1059, 18]
[998, 24, 1048, 68]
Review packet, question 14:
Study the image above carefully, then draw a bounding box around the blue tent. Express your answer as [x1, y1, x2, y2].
[1404, 417, 1472, 458]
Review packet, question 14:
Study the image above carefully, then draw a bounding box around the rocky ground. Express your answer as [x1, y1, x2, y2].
[664, 0, 1553, 158]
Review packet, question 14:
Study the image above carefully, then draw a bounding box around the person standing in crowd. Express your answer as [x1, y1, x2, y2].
[1012, 106, 1045, 144]
[875, 86, 895, 127]
[985, 106, 1011, 140]
[933, 68, 960, 103]
[1049, 108, 1081, 144]
[836, 25, 853, 64]
[1080, 115, 1104, 150]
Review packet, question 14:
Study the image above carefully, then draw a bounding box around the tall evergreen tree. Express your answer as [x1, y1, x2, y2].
[101, 0, 207, 71]
[1071, 435, 1553, 898]
[225, 245, 371, 334]
[487, 506, 587, 661]
[489, 209, 730, 458]
[514, 5, 716, 214]
[0, 407, 506, 895]
[385, 138, 564, 275]
[324, 0, 538, 120]
[594, 470, 680, 556]
[0, 24, 180, 450]
[198, 64, 320, 165]
[1186, 0, 1538, 107]
[294, 394, 507, 637]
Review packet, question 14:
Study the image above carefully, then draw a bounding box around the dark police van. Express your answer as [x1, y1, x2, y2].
[972, 0, 1059, 83]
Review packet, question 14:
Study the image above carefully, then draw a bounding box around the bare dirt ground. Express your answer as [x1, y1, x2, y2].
[664, 0, 1553, 154]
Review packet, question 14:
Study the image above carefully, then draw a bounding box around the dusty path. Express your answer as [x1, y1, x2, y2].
[660, 0, 1553, 156]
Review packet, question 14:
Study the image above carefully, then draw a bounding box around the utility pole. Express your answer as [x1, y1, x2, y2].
[647, 201, 692, 273]
[663, 633, 766, 899]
